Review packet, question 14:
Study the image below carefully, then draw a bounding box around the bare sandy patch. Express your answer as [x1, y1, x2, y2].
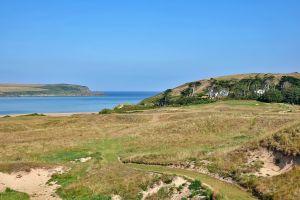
[141, 181, 164, 200]
[112, 194, 122, 200]
[0, 166, 64, 200]
[248, 148, 300, 177]
[141, 176, 188, 200]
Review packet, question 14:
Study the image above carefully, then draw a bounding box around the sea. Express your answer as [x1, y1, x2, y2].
[0, 91, 158, 115]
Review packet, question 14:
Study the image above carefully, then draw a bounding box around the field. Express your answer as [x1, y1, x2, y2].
[0, 100, 299, 199]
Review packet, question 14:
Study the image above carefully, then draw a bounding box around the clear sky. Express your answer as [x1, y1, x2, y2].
[0, 0, 299, 91]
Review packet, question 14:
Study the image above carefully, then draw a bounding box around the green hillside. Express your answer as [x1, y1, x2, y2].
[0, 84, 102, 96]
[141, 73, 300, 106]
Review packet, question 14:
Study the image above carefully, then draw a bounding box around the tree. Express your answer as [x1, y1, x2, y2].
[283, 87, 300, 104]
[181, 87, 193, 97]
[181, 82, 201, 97]
[159, 89, 172, 106]
[259, 89, 284, 103]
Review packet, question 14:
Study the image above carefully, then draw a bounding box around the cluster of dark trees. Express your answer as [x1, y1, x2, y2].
[156, 75, 300, 106]
[208, 75, 300, 104]
[259, 76, 300, 104]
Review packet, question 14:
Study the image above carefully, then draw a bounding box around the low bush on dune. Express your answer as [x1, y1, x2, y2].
[99, 104, 154, 114]
[99, 108, 113, 114]
[23, 113, 46, 117]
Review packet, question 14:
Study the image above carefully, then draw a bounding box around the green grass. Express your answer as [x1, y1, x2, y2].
[127, 163, 255, 200]
[40, 148, 98, 162]
[222, 100, 263, 106]
[0, 188, 30, 200]
[1, 101, 299, 199]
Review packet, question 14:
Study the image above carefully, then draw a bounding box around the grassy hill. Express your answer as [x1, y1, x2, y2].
[141, 72, 300, 106]
[0, 84, 102, 96]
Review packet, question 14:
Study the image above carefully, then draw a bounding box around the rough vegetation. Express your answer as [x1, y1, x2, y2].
[1, 100, 300, 199]
[0, 84, 102, 96]
[141, 73, 300, 107]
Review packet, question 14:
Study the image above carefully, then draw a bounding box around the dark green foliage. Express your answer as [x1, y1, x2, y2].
[23, 113, 46, 116]
[187, 179, 215, 199]
[99, 104, 155, 114]
[260, 76, 300, 104]
[158, 89, 173, 106]
[282, 87, 300, 104]
[188, 179, 202, 191]
[279, 76, 300, 88]
[143, 75, 300, 107]
[174, 97, 214, 105]
[259, 89, 284, 103]
[211, 75, 300, 104]
[181, 82, 201, 97]
[113, 104, 154, 113]
[181, 87, 193, 97]
[99, 108, 113, 114]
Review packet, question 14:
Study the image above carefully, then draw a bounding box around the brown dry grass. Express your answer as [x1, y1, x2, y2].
[0, 100, 299, 199]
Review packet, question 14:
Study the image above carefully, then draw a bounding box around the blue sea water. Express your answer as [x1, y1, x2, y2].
[0, 91, 158, 115]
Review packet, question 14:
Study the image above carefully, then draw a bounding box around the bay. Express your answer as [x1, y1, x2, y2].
[0, 91, 158, 115]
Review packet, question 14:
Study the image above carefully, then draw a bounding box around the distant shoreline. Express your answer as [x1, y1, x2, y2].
[0, 91, 158, 117]
[0, 112, 98, 117]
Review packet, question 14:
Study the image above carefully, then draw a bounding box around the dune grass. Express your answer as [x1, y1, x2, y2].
[0, 188, 30, 200]
[128, 163, 255, 200]
[0, 100, 299, 199]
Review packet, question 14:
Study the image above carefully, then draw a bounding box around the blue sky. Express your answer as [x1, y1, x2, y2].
[0, 0, 299, 91]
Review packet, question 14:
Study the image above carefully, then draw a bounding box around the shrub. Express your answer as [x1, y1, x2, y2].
[188, 179, 202, 191]
[160, 174, 174, 184]
[259, 89, 283, 103]
[23, 113, 46, 116]
[282, 87, 300, 104]
[99, 108, 113, 114]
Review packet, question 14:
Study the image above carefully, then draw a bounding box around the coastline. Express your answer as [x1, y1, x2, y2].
[0, 112, 98, 117]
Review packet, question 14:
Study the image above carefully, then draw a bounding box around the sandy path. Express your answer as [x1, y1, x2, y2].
[0, 167, 64, 200]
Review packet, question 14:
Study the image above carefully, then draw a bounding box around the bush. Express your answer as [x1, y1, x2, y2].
[282, 87, 300, 104]
[188, 179, 202, 191]
[160, 174, 174, 184]
[23, 113, 46, 116]
[99, 108, 113, 114]
[259, 89, 283, 103]
[113, 104, 154, 113]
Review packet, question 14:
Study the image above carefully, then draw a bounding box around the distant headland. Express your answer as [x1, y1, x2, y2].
[0, 84, 103, 97]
